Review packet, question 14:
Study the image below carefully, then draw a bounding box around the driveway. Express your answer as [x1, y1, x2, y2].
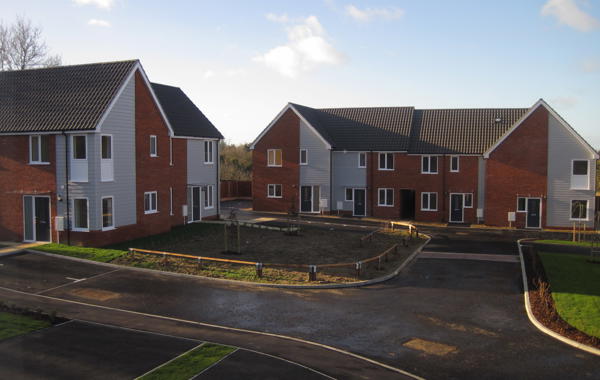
[0, 226, 598, 379]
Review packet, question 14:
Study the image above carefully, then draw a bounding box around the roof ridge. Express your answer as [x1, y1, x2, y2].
[0, 59, 139, 74]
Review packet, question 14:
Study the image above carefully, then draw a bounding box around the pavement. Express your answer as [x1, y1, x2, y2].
[1, 205, 599, 379]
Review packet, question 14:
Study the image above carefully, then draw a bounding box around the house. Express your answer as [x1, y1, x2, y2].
[0, 60, 223, 246]
[250, 100, 598, 229]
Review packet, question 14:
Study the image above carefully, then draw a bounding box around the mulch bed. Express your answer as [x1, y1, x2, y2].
[522, 245, 600, 349]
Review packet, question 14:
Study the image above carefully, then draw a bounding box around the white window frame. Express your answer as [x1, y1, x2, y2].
[267, 184, 282, 198]
[144, 191, 158, 214]
[299, 149, 308, 165]
[150, 135, 158, 157]
[29, 135, 50, 164]
[358, 152, 367, 168]
[517, 197, 527, 212]
[464, 193, 473, 208]
[101, 134, 113, 160]
[450, 156, 459, 173]
[570, 199, 589, 221]
[72, 135, 87, 160]
[72, 197, 89, 232]
[101, 196, 115, 231]
[378, 188, 394, 207]
[570, 159, 590, 190]
[204, 185, 214, 209]
[267, 149, 282, 167]
[421, 192, 438, 211]
[204, 141, 214, 164]
[378, 152, 394, 171]
[345, 188, 353, 201]
[421, 155, 438, 174]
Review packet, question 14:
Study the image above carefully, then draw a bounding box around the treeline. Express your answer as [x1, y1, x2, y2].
[219, 141, 252, 181]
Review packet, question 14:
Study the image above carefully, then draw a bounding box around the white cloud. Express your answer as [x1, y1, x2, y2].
[581, 58, 600, 72]
[266, 13, 290, 23]
[345, 4, 404, 22]
[203, 70, 216, 79]
[73, 0, 115, 10]
[253, 15, 344, 78]
[541, 0, 600, 32]
[87, 19, 111, 27]
[550, 96, 578, 108]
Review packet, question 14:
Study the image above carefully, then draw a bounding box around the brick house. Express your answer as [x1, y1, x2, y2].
[250, 100, 598, 229]
[0, 60, 223, 246]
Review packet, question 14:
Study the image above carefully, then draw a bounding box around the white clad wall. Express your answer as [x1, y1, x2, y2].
[187, 139, 219, 218]
[332, 152, 367, 211]
[299, 120, 331, 211]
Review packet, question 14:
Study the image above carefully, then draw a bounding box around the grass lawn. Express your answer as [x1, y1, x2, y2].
[0, 312, 51, 341]
[535, 239, 594, 247]
[34, 243, 126, 263]
[139, 343, 235, 380]
[538, 252, 600, 339]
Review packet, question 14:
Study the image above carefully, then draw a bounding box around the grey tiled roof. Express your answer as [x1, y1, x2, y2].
[291, 103, 529, 154]
[151, 83, 223, 139]
[0, 60, 137, 133]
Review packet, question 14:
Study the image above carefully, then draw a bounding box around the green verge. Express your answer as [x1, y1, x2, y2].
[538, 252, 600, 338]
[535, 239, 593, 247]
[139, 343, 236, 380]
[34, 243, 126, 263]
[0, 312, 51, 340]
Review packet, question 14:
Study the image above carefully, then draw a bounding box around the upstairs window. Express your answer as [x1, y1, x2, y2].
[358, 152, 366, 168]
[150, 135, 157, 157]
[267, 149, 282, 167]
[378, 153, 394, 170]
[29, 135, 50, 164]
[571, 160, 589, 190]
[300, 149, 308, 165]
[422, 155, 438, 174]
[101, 135, 112, 159]
[450, 156, 459, 172]
[72, 135, 87, 160]
[204, 141, 214, 163]
[378, 188, 394, 206]
[571, 200, 588, 220]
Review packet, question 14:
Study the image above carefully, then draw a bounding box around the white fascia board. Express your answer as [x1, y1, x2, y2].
[249, 103, 332, 150]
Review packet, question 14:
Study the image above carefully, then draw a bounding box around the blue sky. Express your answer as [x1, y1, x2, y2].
[2, 0, 599, 147]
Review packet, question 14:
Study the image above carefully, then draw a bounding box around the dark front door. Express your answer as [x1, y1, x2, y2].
[450, 194, 464, 223]
[34, 197, 50, 242]
[400, 190, 415, 219]
[354, 189, 366, 216]
[300, 186, 312, 212]
[192, 187, 201, 221]
[527, 198, 541, 228]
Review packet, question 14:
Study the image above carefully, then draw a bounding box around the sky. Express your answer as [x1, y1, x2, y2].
[1, 0, 599, 147]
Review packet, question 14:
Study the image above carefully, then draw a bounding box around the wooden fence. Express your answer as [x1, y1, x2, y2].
[220, 180, 251, 200]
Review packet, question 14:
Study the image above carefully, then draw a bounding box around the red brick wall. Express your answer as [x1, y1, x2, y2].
[369, 153, 479, 223]
[252, 108, 300, 213]
[0, 135, 58, 242]
[485, 106, 548, 228]
[169, 137, 188, 226]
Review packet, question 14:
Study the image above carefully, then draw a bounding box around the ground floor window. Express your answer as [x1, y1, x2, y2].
[268, 184, 282, 198]
[421, 192, 437, 211]
[571, 200, 588, 220]
[378, 188, 394, 206]
[517, 197, 526, 212]
[73, 198, 89, 231]
[204, 185, 214, 209]
[345, 188, 353, 201]
[144, 191, 158, 214]
[464, 193, 473, 208]
[102, 197, 114, 229]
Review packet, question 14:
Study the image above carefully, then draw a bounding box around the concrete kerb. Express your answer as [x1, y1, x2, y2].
[517, 238, 600, 357]
[25, 235, 430, 290]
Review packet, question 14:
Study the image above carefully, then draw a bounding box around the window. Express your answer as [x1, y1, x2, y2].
[450, 156, 459, 172]
[571, 200, 588, 220]
[464, 193, 473, 208]
[29, 135, 50, 164]
[299, 149, 308, 165]
[150, 135, 157, 157]
[102, 197, 114, 230]
[101, 135, 112, 159]
[358, 152, 366, 168]
[378, 188, 394, 206]
[204, 185, 214, 209]
[267, 184, 282, 198]
[267, 149, 282, 167]
[345, 188, 353, 201]
[204, 141, 214, 163]
[73, 198, 89, 231]
[517, 197, 526, 212]
[378, 153, 394, 170]
[72, 135, 87, 160]
[144, 191, 158, 214]
[421, 192, 438, 211]
[571, 160, 589, 190]
[422, 155, 438, 174]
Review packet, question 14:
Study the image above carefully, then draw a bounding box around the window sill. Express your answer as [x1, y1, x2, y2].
[267, 196, 283, 199]
[421, 172, 438, 175]
[570, 218, 589, 222]
[421, 209, 437, 212]
[267, 165, 282, 168]
[101, 227, 116, 232]
[144, 210, 158, 215]
[72, 228, 89, 232]
[378, 168, 394, 171]
[204, 206, 214, 210]
[29, 162, 51, 165]
[150, 155, 158, 158]
[204, 162, 215, 165]
[377, 204, 394, 207]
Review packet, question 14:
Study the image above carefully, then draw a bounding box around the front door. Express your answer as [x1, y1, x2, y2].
[400, 189, 415, 219]
[526, 198, 541, 228]
[300, 186, 312, 213]
[353, 189, 366, 216]
[191, 186, 201, 222]
[450, 194, 464, 223]
[23, 196, 51, 242]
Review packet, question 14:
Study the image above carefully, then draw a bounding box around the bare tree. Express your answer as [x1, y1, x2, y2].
[0, 16, 61, 71]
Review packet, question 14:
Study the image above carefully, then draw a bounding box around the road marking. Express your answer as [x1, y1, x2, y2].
[36, 269, 121, 295]
[66, 277, 83, 281]
[0, 285, 423, 380]
[419, 251, 519, 263]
